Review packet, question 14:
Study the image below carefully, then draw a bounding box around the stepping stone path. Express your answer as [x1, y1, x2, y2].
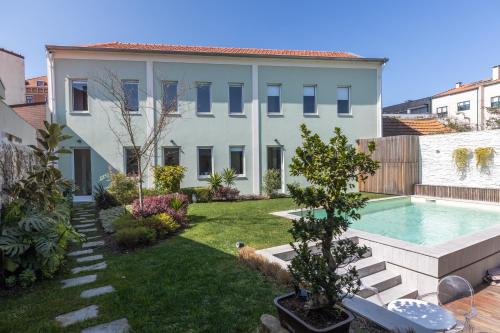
[55, 203, 130, 332]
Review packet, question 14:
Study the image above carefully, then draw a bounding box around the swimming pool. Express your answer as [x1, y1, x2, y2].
[290, 197, 500, 246]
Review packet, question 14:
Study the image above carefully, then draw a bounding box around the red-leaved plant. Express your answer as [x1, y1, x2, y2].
[132, 193, 189, 224]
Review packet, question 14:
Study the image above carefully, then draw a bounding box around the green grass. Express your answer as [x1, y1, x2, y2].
[0, 193, 389, 333]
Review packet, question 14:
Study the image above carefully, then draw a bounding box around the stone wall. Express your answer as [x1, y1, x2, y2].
[420, 130, 500, 188]
[0, 142, 38, 205]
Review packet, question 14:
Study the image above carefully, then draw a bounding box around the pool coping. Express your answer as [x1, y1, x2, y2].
[270, 195, 500, 279]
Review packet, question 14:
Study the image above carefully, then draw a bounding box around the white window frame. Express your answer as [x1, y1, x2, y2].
[491, 96, 500, 108]
[457, 100, 470, 112]
[70, 79, 89, 113]
[36, 80, 44, 87]
[303, 85, 318, 116]
[196, 82, 212, 115]
[337, 86, 351, 116]
[229, 146, 245, 177]
[122, 80, 140, 113]
[267, 84, 282, 115]
[162, 80, 179, 114]
[26, 95, 33, 104]
[197, 146, 213, 178]
[162, 146, 181, 166]
[228, 83, 244, 115]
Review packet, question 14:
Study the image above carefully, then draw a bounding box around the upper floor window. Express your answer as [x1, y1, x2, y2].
[337, 87, 350, 115]
[230, 146, 244, 176]
[229, 83, 243, 114]
[198, 147, 213, 176]
[36, 80, 45, 87]
[163, 81, 178, 113]
[122, 80, 139, 112]
[436, 106, 448, 118]
[71, 80, 88, 112]
[491, 96, 500, 109]
[164, 147, 180, 166]
[26, 95, 33, 104]
[457, 100, 470, 111]
[124, 147, 138, 176]
[197, 82, 211, 114]
[303, 85, 316, 114]
[267, 84, 281, 114]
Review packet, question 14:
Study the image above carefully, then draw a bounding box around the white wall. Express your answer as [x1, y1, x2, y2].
[0, 98, 37, 145]
[420, 130, 500, 188]
[432, 89, 480, 128]
[483, 82, 500, 125]
[0, 50, 25, 105]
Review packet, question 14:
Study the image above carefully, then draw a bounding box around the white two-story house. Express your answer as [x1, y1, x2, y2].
[46, 42, 386, 197]
[432, 65, 500, 129]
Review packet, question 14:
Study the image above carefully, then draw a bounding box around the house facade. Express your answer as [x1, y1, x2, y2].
[0, 47, 26, 105]
[431, 66, 500, 129]
[46, 42, 385, 196]
[25, 76, 48, 103]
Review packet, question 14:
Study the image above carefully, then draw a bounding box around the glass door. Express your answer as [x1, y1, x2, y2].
[267, 146, 283, 190]
[74, 148, 92, 196]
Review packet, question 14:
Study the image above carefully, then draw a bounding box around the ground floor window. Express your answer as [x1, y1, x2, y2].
[267, 146, 283, 188]
[125, 147, 139, 176]
[230, 146, 244, 175]
[163, 147, 180, 166]
[198, 147, 212, 176]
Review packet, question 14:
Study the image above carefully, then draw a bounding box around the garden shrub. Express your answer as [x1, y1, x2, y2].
[212, 186, 240, 201]
[93, 183, 119, 210]
[113, 226, 156, 249]
[180, 187, 211, 203]
[152, 165, 186, 193]
[99, 206, 126, 233]
[139, 213, 180, 238]
[19, 269, 36, 288]
[263, 169, 281, 198]
[5, 276, 16, 288]
[107, 171, 138, 204]
[131, 193, 188, 224]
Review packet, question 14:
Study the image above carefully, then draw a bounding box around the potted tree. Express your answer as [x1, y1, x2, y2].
[274, 125, 378, 333]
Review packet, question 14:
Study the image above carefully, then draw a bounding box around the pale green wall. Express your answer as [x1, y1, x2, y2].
[53, 57, 379, 194]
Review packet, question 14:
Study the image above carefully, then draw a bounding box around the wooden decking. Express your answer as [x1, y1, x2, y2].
[446, 283, 500, 332]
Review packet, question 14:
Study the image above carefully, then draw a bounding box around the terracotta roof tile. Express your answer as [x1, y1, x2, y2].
[25, 76, 47, 88]
[62, 42, 364, 60]
[383, 118, 455, 137]
[434, 78, 500, 98]
[11, 102, 47, 130]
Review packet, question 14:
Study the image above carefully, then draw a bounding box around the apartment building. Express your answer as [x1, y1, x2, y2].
[0, 47, 26, 105]
[25, 75, 48, 103]
[46, 42, 386, 197]
[432, 66, 500, 129]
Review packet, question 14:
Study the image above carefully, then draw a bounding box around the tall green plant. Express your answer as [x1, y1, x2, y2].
[206, 172, 223, 192]
[263, 169, 281, 198]
[222, 168, 237, 187]
[287, 125, 378, 310]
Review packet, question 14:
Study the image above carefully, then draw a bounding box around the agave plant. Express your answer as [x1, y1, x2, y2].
[222, 168, 237, 187]
[206, 172, 223, 192]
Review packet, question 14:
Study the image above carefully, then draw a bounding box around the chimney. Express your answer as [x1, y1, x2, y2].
[455, 82, 463, 88]
[493, 65, 500, 80]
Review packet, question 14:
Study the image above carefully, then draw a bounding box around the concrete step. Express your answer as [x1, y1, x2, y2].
[358, 270, 402, 298]
[338, 256, 386, 278]
[366, 284, 418, 306]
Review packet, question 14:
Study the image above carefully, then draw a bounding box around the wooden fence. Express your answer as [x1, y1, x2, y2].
[357, 135, 420, 195]
[415, 184, 500, 203]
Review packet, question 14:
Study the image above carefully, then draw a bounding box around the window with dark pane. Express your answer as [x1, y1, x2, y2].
[125, 147, 139, 176]
[72, 80, 88, 111]
[229, 84, 243, 114]
[337, 87, 350, 114]
[123, 81, 139, 112]
[198, 148, 212, 176]
[164, 147, 180, 166]
[230, 147, 244, 175]
[197, 83, 211, 113]
[267, 85, 281, 114]
[303, 86, 316, 114]
[163, 81, 178, 113]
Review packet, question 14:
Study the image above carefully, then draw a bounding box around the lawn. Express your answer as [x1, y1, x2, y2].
[0, 193, 388, 333]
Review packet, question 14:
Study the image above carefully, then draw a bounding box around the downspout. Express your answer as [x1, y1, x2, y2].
[476, 87, 480, 131]
[46, 51, 56, 124]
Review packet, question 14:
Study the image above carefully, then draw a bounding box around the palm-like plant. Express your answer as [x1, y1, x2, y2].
[222, 168, 237, 187]
[206, 172, 223, 192]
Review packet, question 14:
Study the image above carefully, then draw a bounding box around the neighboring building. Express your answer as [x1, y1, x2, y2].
[382, 97, 432, 116]
[383, 117, 454, 137]
[46, 42, 386, 197]
[11, 101, 48, 132]
[432, 66, 500, 130]
[25, 75, 48, 103]
[0, 47, 26, 105]
[0, 78, 37, 145]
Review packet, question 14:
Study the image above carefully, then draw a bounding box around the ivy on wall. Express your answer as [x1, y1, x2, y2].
[452, 147, 471, 176]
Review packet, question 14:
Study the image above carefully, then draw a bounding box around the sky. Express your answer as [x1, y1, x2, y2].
[1, 0, 499, 106]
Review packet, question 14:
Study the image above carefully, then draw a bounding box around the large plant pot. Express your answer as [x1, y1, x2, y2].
[274, 292, 354, 333]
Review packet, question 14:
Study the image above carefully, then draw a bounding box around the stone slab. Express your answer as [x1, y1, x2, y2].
[68, 249, 94, 257]
[72, 262, 107, 274]
[61, 274, 97, 288]
[77, 255, 104, 263]
[82, 241, 105, 248]
[75, 223, 96, 228]
[80, 285, 115, 298]
[55, 305, 99, 327]
[86, 236, 102, 240]
[81, 318, 130, 333]
[79, 228, 98, 233]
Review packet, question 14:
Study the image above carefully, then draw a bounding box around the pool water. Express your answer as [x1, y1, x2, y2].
[291, 197, 500, 246]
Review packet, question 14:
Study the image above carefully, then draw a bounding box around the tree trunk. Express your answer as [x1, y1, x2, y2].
[137, 159, 144, 210]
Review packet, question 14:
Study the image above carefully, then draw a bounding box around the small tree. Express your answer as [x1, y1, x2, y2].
[287, 125, 378, 311]
[486, 106, 500, 129]
[263, 169, 281, 198]
[92, 69, 181, 209]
